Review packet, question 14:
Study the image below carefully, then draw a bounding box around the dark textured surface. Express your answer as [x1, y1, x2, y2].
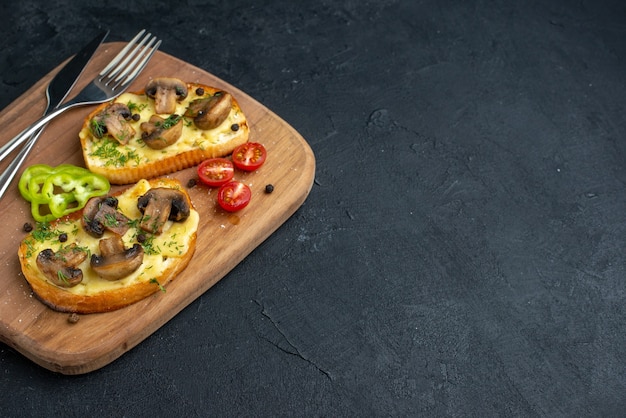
[1, 0, 625, 416]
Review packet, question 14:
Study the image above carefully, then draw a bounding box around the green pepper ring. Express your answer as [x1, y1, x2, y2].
[18, 164, 111, 222]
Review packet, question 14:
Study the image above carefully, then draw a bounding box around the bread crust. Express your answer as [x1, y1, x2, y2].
[79, 83, 249, 184]
[18, 235, 196, 313]
[18, 178, 198, 314]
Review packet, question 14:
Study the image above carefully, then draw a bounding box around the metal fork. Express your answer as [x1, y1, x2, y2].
[0, 30, 161, 165]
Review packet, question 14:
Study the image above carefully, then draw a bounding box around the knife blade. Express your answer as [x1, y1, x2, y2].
[0, 30, 109, 200]
[47, 30, 109, 110]
[0, 30, 109, 162]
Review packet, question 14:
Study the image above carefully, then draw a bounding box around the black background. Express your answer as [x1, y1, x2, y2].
[1, 0, 625, 416]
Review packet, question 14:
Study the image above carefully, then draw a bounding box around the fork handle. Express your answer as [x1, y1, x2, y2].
[0, 128, 42, 201]
[0, 104, 72, 163]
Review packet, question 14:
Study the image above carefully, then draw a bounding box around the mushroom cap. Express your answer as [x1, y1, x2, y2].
[137, 188, 191, 234]
[184, 92, 232, 130]
[105, 102, 133, 119]
[92, 103, 135, 144]
[82, 196, 130, 237]
[145, 77, 189, 114]
[36, 245, 88, 288]
[140, 114, 184, 150]
[90, 237, 144, 281]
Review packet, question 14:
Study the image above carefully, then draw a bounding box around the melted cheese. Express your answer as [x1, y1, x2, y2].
[21, 180, 199, 296]
[79, 87, 246, 169]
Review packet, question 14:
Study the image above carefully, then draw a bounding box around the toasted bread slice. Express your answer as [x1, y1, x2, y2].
[18, 178, 199, 314]
[79, 82, 249, 184]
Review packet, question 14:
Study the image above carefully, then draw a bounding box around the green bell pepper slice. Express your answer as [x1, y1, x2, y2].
[18, 164, 111, 222]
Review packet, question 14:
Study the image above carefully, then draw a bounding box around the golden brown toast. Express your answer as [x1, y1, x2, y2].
[18, 178, 199, 314]
[79, 81, 249, 184]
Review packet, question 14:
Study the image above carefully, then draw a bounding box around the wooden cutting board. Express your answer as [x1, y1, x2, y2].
[0, 43, 315, 374]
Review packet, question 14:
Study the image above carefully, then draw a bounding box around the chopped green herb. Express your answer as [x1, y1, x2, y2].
[23, 239, 36, 258]
[57, 270, 69, 285]
[90, 139, 142, 167]
[127, 101, 147, 113]
[32, 222, 61, 242]
[139, 233, 161, 255]
[150, 278, 166, 292]
[103, 213, 119, 227]
[90, 119, 106, 137]
[155, 114, 181, 130]
[127, 218, 141, 229]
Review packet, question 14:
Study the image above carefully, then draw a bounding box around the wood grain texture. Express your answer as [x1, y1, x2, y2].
[0, 43, 315, 374]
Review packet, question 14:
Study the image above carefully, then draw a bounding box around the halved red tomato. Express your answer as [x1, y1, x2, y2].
[231, 142, 267, 171]
[197, 158, 234, 187]
[217, 181, 251, 212]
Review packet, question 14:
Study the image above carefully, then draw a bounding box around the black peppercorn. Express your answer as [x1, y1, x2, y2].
[265, 184, 274, 194]
[59, 233, 68, 243]
[195, 87, 205, 96]
[23, 222, 33, 233]
[187, 178, 197, 188]
[67, 313, 80, 324]
[231, 123, 239, 131]
[132, 113, 141, 121]
[137, 233, 147, 243]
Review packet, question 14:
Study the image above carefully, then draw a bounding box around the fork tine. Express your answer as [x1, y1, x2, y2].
[99, 29, 146, 76]
[112, 37, 160, 87]
[117, 40, 161, 89]
[103, 31, 153, 81]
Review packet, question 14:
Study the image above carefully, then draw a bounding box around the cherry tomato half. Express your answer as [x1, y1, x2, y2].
[231, 142, 267, 171]
[197, 158, 234, 187]
[217, 181, 251, 212]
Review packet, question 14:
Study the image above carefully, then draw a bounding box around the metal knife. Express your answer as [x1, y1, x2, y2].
[47, 30, 110, 114]
[0, 30, 109, 200]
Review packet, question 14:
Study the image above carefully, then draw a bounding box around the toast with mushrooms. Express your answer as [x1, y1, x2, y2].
[79, 77, 249, 184]
[18, 178, 199, 314]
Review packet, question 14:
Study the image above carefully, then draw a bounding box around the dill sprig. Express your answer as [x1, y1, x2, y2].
[90, 139, 142, 167]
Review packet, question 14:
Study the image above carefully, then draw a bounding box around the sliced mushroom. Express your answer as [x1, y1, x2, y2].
[145, 77, 188, 114]
[82, 196, 130, 238]
[137, 188, 191, 234]
[90, 103, 136, 144]
[90, 236, 144, 281]
[140, 114, 184, 149]
[183, 92, 232, 130]
[36, 245, 88, 288]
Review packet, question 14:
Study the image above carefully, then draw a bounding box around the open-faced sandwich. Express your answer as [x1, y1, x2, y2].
[79, 77, 249, 184]
[18, 178, 199, 314]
